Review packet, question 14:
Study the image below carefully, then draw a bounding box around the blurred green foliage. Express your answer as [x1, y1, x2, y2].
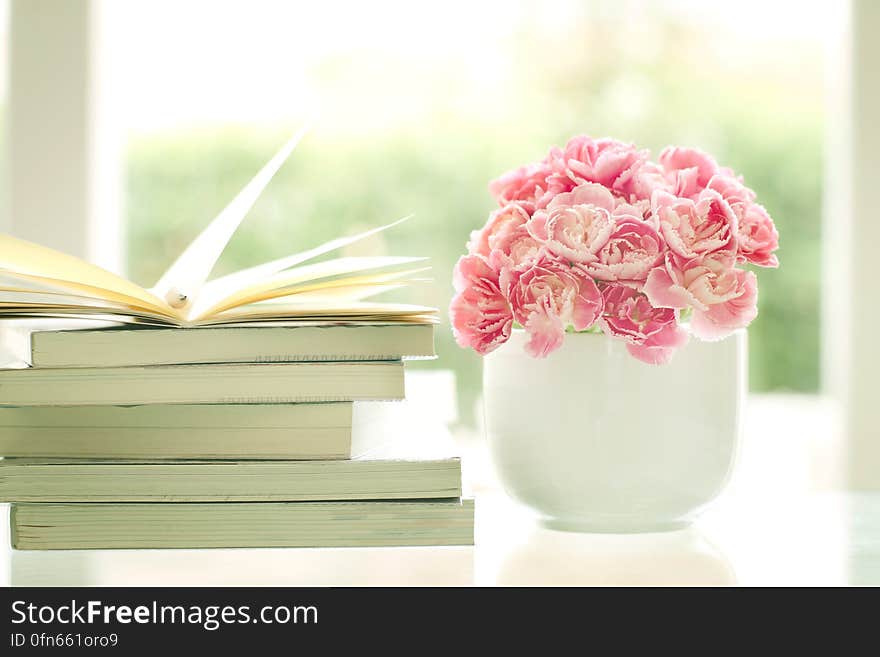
[125, 14, 821, 423]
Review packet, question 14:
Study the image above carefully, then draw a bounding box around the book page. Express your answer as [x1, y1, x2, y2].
[0, 130, 434, 328]
[0, 269, 179, 320]
[257, 281, 413, 302]
[198, 300, 438, 325]
[0, 305, 175, 324]
[152, 127, 309, 312]
[191, 215, 413, 320]
[192, 256, 428, 320]
[0, 312, 169, 326]
[0, 273, 81, 294]
[233, 269, 429, 304]
[0, 290, 146, 311]
[0, 235, 172, 316]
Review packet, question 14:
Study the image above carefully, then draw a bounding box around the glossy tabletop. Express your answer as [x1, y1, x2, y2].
[1, 395, 874, 586]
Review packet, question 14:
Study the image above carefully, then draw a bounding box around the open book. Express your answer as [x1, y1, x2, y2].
[0, 128, 436, 327]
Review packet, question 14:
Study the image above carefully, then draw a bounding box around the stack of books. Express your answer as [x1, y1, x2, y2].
[0, 132, 474, 550]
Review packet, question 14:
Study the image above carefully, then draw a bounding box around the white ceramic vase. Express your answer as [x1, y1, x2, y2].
[483, 329, 745, 532]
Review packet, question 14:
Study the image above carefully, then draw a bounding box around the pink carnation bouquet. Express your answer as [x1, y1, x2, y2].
[450, 135, 779, 365]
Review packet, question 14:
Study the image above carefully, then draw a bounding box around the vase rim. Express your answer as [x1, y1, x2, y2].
[506, 326, 747, 340]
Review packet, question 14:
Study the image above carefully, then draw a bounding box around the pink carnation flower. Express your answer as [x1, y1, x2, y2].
[489, 222, 545, 272]
[614, 197, 653, 223]
[689, 268, 758, 341]
[488, 162, 559, 211]
[527, 183, 616, 264]
[630, 161, 673, 200]
[545, 136, 648, 199]
[707, 175, 779, 268]
[736, 203, 779, 268]
[449, 254, 513, 355]
[456, 134, 776, 364]
[467, 203, 529, 257]
[644, 253, 758, 341]
[505, 259, 604, 358]
[600, 284, 689, 365]
[658, 146, 726, 199]
[644, 252, 733, 311]
[653, 189, 737, 260]
[580, 215, 664, 284]
[467, 202, 531, 257]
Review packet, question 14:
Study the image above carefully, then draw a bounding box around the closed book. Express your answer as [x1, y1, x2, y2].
[21, 323, 435, 368]
[0, 361, 403, 406]
[10, 499, 475, 550]
[0, 403, 363, 460]
[0, 456, 462, 502]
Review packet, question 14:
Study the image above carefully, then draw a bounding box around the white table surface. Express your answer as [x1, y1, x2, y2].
[1, 393, 874, 587]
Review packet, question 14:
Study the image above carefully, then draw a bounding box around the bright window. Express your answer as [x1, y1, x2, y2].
[0, 0, 8, 232]
[109, 0, 829, 424]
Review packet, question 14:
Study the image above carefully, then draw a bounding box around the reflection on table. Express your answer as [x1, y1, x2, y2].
[7, 539, 473, 587]
[5, 499, 735, 587]
[4, 491, 880, 586]
[2, 392, 878, 586]
[491, 526, 734, 586]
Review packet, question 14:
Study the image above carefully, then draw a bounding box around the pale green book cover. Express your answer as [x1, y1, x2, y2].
[0, 456, 462, 502]
[11, 499, 475, 550]
[24, 323, 435, 368]
[0, 403, 357, 459]
[0, 361, 404, 406]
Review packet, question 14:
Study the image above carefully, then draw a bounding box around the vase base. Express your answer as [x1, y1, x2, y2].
[539, 516, 692, 534]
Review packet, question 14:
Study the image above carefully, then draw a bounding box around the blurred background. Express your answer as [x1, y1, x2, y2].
[124, 1, 825, 422]
[1, 0, 827, 423]
[0, 1, 873, 453]
[2, 0, 880, 585]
